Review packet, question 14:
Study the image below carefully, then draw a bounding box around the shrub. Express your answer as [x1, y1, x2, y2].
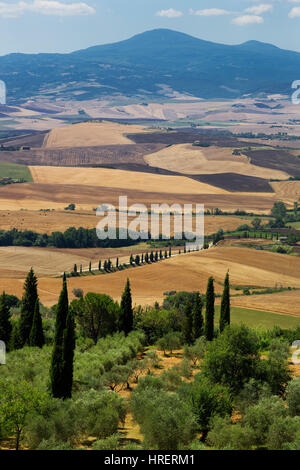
[286, 378, 300, 417]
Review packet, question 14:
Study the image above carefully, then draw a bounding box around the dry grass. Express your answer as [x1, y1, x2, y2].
[2, 246, 300, 308]
[29, 165, 227, 195]
[231, 289, 300, 317]
[0, 210, 247, 235]
[144, 144, 289, 179]
[271, 181, 300, 204]
[44, 122, 148, 148]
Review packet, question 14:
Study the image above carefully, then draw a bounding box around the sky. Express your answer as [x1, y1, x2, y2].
[0, 0, 299, 55]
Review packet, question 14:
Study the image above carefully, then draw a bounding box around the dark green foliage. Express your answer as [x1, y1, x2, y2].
[179, 374, 232, 439]
[71, 292, 119, 344]
[19, 268, 38, 346]
[203, 325, 260, 394]
[220, 271, 230, 333]
[119, 279, 133, 336]
[205, 277, 215, 341]
[61, 309, 76, 399]
[29, 299, 45, 348]
[182, 301, 193, 345]
[0, 292, 12, 347]
[50, 274, 69, 398]
[192, 292, 203, 340]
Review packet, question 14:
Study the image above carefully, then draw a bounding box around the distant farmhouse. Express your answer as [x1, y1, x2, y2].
[0, 80, 6, 105]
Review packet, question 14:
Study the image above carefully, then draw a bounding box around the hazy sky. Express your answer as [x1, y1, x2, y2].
[0, 0, 299, 55]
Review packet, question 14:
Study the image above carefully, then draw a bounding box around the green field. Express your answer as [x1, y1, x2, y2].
[215, 306, 300, 330]
[289, 222, 300, 229]
[0, 161, 33, 182]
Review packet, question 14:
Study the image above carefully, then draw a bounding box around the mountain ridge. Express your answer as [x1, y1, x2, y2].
[0, 28, 299, 103]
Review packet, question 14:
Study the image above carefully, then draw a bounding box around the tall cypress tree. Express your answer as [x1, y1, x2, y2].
[182, 301, 193, 345]
[119, 279, 133, 335]
[50, 274, 69, 398]
[0, 292, 12, 347]
[61, 308, 75, 399]
[192, 292, 203, 340]
[29, 299, 45, 348]
[19, 268, 38, 346]
[220, 271, 230, 333]
[205, 276, 215, 341]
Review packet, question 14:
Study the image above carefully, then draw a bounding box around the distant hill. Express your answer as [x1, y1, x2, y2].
[0, 29, 299, 103]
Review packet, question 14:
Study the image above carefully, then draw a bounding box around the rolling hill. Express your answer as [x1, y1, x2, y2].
[1, 29, 300, 103]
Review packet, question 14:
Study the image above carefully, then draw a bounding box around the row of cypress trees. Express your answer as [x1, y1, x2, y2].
[0, 268, 45, 350]
[205, 271, 231, 341]
[182, 271, 230, 344]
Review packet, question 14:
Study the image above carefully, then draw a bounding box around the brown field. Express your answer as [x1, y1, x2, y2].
[0, 210, 248, 235]
[2, 246, 300, 308]
[44, 122, 149, 148]
[0, 245, 151, 278]
[0, 182, 276, 212]
[231, 290, 300, 317]
[244, 149, 300, 177]
[192, 173, 273, 193]
[271, 181, 300, 204]
[144, 144, 288, 180]
[29, 165, 227, 195]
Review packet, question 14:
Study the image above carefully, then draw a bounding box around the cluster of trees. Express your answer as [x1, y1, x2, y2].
[2, 265, 300, 451]
[0, 268, 45, 350]
[0, 227, 139, 249]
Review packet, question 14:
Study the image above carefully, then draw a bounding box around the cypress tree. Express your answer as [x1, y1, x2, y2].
[119, 279, 133, 335]
[192, 292, 203, 340]
[145, 252, 149, 263]
[169, 246, 172, 257]
[160, 250, 163, 260]
[10, 324, 22, 350]
[73, 264, 77, 275]
[116, 257, 119, 268]
[220, 271, 230, 333]
[89, 261, 92, 273]
[19, 268, 38, 346]
[0, 292, 12, 347]
[50, 274, 69, 398]
[165, 250, 168, 259]
[61, 307, 75, 399]
[29, 299, 45, 348]
[98, 260, 101, 271]
[155, 251, 158, 262]
[141, 254, 144, 264]
[205, 276, 215, 341]
[182, 301, 193, 345]
[80, 265, 83, 274]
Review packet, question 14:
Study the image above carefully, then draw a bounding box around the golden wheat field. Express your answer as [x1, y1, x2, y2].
[29, 165, 227, 195]
[0, 210, 248, 235]
[43, 121, 148, 148]
[144, 144, 289, 180]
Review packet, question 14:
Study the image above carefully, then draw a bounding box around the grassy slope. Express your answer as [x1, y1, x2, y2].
[215, 305, 300, 330]
[0, 161, 33, 181]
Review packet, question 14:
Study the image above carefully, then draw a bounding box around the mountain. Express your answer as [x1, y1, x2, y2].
[0, 29, 299, 103]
